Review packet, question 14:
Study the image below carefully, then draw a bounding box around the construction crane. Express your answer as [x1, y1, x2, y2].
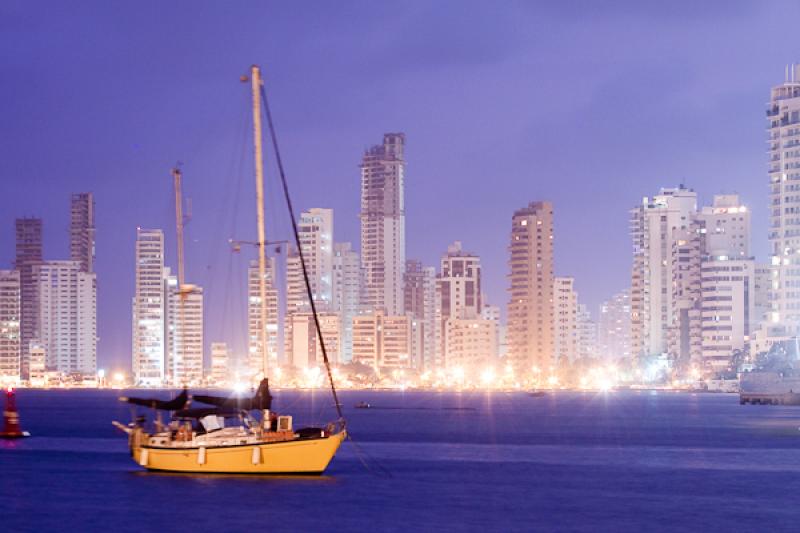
[172, 165, 194, 296]
[172, 166, 194, 386]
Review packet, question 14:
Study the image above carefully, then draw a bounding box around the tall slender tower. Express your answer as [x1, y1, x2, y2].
[132, 228, 166, 386]
[70, 193, 95, 273]
[14, 217, 42, 379]
[507, 202, 554, 372]
[767, 64, 800, 332]
[359, 133, 406, 315]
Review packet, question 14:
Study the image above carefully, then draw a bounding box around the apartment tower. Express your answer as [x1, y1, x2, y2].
[359, 133, 406, 315]
[767, 66, 800, 331]
[70, 193, 95, 273]
[0, 270, 21, 383]
[14, 217, 42, 379]
[507, 202, 554, 372]
[132, 228, 166, 385]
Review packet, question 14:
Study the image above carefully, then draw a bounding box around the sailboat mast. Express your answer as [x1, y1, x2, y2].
[250, 65, 270, 378]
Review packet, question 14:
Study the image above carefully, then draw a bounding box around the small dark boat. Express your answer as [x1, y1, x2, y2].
[528, 391, 546, 397]
[355, 401, 371, 409]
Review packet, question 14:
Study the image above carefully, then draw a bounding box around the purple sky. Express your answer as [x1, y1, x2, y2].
[1, 1, 798, 371]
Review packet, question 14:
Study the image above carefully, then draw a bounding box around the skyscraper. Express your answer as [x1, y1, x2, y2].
[332, 242, 361, 363]
[33, 260, 96, 376]
[404, 260, 436, 369]
[507, 202, 554, 372]
[70, 192, 95, 273]
[553, 277, 578, 365]
[576, 304, 597, 360]
[286, 208, 334, 314]
[630, 187, 697, 362]
[247, 259, 279, 376]
[164, 270, 204, 385]
[14, 217, 42, 379]
[0, 270, 21, 383]
[767, 64, 800, 331]
[132, 228, 166, 386]
[285, 312, 340, 368]
[359, 133, 406, 315]
[435, 242, 482, 368]
[352, 311, 411, 369]
[209, 342, 229, 386]
[598, 289, 631, 361]
[697, 195, 755, 372]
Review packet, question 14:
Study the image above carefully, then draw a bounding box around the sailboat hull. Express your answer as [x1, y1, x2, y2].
[132, 430, 346, 474]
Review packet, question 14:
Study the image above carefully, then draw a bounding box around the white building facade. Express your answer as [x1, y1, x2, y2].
[767, 65, 800, 332]
[630, 187, 697, 361]
[34, 260, 96, 376]
[132, 228, 166, 385]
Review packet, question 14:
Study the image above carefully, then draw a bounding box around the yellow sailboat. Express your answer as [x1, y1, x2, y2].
[114, 379, 346, 474]
[114, 65, 347, 474]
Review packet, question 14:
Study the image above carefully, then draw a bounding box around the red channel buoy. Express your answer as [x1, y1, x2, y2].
[0, 387, 31, 439]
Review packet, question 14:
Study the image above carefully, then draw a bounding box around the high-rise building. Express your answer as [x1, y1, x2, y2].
[332, 242, 361, 363]
[767, 64, 800, 331]
[438, 242, 482, 319]
[359, 133, 406, 315]
[481, 304, 502, 362]
[630, 187, 697, 362]
[700, 260, 755, 372]
[285, 312, 340, 369]
[697, 195, 755, 373]
[435, 242, 482, 368]
[697, 194, 750, 259]
[576, 304, 597, 360]
[754, 263, 771, 328]
[210, 342, 229, 386]
[404, 260, 436, 369]
[70, 193, 95, 273]
[507, 202, 554, 372]
[34, 260, 96, 376]
[165, 271, 204, 386]
[0, 270, 21, 383]
[598, 290, 631, 361]
[667, 222, 704, 371]
[444, 317, 497, 371]
[286, 208, 334, 314]
[28, 342, 46, 387]
[14, 217, 42, 379]
[247, 259, 279, 376]
[352, 311, 411, 370]
[553, 277, 578, 365]
[132, 228, 166, 386]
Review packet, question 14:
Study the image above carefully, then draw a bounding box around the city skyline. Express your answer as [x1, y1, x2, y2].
[3, 2, 800, 370]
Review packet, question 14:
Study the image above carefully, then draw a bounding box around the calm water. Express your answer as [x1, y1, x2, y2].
[3, 389, 800, 532]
